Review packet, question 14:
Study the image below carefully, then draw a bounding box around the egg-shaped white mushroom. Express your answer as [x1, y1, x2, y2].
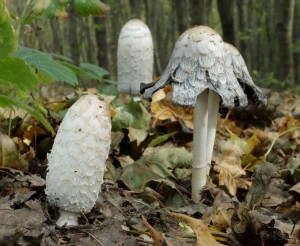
[117, 19, 153, 95]
[45, 94, 111, 227]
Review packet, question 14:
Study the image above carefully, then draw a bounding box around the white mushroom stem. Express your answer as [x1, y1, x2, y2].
[192, 90, 208, 202]
[192, 90, 220, 202]
[56, 209, 79, 227]
[207, 91, 220, 168]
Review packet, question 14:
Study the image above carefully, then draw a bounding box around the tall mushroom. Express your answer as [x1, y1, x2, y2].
[45, 94, 111, 226]
[117, 19, 153, 95]
[140, 26, 266, 202]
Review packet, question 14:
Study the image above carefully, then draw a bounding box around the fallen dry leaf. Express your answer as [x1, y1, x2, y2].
[0, 199, 46, 244]
[246, 162, 278, 209]
[202, 190, 234, 229]
[261, 178, 290, 208]
[142, 215, 174, 246]
[150, 87, 194, 129]
[286, 229, 300, 246]
[0, 132, 28, 171]
[215, 165, 237, 196]
[168, 211, 225, 246]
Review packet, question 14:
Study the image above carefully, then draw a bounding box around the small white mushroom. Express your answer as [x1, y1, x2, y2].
[45, 94, 111, 226]
[117, 19, 153, 95]
[141, 26, 266, 202]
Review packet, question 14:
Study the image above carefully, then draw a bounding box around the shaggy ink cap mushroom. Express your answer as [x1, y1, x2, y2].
[140, 26, 267, 202]
[141, 26, 266, 109]
[45, 94, 111, 226]
[117, 19, 154, 95]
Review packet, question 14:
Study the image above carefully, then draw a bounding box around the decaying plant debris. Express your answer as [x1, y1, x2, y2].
[1, 89, 300, 245]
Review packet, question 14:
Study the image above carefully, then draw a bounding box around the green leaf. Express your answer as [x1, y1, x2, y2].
[112, 100, 151, 131]
[51, 53, 73, 63]
[0, 95, 54, 135]
[120, 164, 162, 190]
[119, 144, 192, 190]
[13, 47, 78, 86]
[80, 62, 109, 80]
[0, 2, 18, 59]
[149, 132, 177, 147]
[0, 57, 38, 91]
[99, 84, 118, 96]
[32, 0, 70, 18]
[75, 0, 110, 16]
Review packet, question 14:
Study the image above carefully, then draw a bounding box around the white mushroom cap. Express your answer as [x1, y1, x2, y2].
[45, 94, 111, 216]
[117, 19, 154, 95]
[142, 26, 266, 108]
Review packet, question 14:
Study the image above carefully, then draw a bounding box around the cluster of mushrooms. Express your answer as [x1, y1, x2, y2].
[45, 19, 266, 226]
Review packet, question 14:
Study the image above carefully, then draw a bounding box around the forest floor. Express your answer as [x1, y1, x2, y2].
[1, 86, 300, 246]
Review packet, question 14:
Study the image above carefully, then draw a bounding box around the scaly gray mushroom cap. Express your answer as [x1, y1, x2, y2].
[224, 43, 267, 106]
[141, 26, 266, 108]
[118, 19, 153, 95]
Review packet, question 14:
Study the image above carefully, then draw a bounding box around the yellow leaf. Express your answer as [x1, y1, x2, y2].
[230, 132, 260, 155]
[179, 222, 193, 233]
[209, 226, 228, 243]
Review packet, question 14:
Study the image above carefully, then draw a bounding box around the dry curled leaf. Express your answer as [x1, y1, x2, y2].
[150, 87, 194, 129]
[168, 211, 225, 246]
[215, 165, 237, 196]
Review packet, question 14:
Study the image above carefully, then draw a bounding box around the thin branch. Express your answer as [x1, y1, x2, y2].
[84, 231, 104, 246]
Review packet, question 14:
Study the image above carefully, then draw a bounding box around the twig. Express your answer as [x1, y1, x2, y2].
[80, 211, 89, 224]
[291, 214, 300, 235]
[84, 231, 104, 246]
[0, 169, 17, 179]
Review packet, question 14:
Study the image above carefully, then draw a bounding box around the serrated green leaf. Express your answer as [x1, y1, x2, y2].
[0, 95, 54, 135]
[0, 57, 38, 91]
[75, 0, 110, 16]
[112, 100, 151, 131]
[13, 47, 78, 85]
[0, 2, 18, 59]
